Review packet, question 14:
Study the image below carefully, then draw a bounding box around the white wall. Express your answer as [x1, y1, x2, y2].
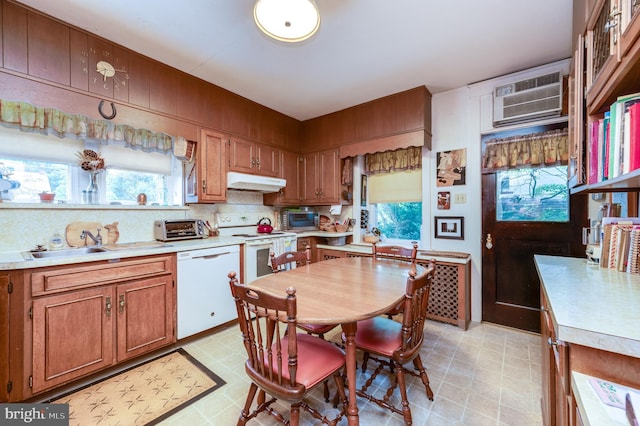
[430, 58, 570, 323]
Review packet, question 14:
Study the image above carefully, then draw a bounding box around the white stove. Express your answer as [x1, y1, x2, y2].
[215, 212, 297, 282]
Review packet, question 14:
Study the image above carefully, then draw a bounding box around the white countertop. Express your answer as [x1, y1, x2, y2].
[0, 236, 245, 270]
[316, 242, 471, 265]
[572, 371, 638, 426]
[534, 255, 640, 358]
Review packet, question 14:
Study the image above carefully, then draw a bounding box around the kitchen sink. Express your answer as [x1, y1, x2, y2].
[23, 246, 107, 259]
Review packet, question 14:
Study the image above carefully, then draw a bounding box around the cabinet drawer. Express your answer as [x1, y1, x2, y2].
[31, 254, 175, 296]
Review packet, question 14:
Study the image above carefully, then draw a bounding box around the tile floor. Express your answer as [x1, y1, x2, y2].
[160, 321, 543, 426]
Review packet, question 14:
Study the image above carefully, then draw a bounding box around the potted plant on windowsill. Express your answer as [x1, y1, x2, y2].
[76, 149, 105, 204]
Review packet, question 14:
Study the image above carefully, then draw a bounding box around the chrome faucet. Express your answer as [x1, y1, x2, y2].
[80, 228, 102, 246]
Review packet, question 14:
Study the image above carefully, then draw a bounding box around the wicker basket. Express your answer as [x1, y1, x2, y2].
[363, 235, 380, 244]
[335, 224, 348, 232]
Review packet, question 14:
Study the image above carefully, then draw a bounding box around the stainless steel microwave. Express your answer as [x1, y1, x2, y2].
[282, 210, 319, 231]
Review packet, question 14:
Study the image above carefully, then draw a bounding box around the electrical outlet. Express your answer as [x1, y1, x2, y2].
[454, 193, 466, 204]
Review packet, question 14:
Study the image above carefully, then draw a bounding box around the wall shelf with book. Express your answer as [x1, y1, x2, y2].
[571, 0, 640, 195]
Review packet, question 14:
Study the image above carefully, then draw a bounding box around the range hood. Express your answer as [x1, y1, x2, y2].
[226, 172, 286, 193]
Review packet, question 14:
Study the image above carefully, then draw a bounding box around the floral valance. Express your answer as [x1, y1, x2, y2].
[364, 146, 422, 175]
[481, 128, 568, 171]
[0, 99, 184, 155]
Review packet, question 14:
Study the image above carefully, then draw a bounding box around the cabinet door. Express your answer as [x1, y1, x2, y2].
[568, 34, 586, 188]
[619, 0, 640, 58]
[540, 292, 556, 425]
[586, 0, 621, 103]
[300, 152, 320, 204]
[318, 149, 340, 204]
[32, 287, 114, 393]
[228, 137, 256, 174]
[256, 143, 279, 177]
[199, 129, 227, 202]
[116, 275, 175, 362]
[279, 150, 302, 204]
[0, 273, 9, 402]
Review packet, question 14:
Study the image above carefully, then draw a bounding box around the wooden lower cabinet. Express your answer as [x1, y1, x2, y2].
[116, 275, 174, 361]
[32, 286, 114, 394]
[6, 254, 176, 401]
[541, 289, 570, 426]
[0, 273, 10, 402]
[540, 286, 640, 425]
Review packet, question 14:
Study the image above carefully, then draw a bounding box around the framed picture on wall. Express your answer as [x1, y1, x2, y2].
[436, 148, 466, 187]
[361, 174, 367, 206]
[434, 216, 464, 240]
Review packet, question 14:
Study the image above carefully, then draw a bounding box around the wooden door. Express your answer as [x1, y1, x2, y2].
[300, 152, 319, 204]
[256, 143, 279, 177]
[279, 149, 301, 204]
[228, 137, 256, 174]
[318, 149, 341, 203]
[32, 287, 114, 393]
[199, 129, 227, 202]
[482, 173, 586, 332]
[116, 275, 175, 362]
[0, 273, 9, 402]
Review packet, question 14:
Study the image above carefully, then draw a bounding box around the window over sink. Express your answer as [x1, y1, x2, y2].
[0, 127, 181, 205]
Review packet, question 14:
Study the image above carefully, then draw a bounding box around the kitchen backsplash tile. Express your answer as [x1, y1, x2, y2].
[0, 206, 186, 252]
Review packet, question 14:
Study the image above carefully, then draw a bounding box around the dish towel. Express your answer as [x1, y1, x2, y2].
[267, 237, 295, 271]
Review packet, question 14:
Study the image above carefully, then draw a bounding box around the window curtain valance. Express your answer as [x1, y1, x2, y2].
[0, 99, 184, 155]
[482, 128, 568, 171]
[364, 146, 422, 175]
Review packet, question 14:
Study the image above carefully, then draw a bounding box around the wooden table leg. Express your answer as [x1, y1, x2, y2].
[342, 321, 359, 425]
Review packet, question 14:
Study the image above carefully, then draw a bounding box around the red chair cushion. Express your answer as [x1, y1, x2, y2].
[270, 333, 345, 388]
[354, 317, 402, 357]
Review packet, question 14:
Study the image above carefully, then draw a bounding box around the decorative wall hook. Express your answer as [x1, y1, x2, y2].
[98, 100, 117, 120]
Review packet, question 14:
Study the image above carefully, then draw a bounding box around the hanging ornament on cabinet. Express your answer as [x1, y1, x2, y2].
[98, 100, 117, 120]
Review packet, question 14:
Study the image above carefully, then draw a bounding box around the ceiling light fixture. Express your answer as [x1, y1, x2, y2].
[253, 0, 320, 43]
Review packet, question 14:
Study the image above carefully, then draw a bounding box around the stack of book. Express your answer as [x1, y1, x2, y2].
[588, 93, 640, 184]
[599, 218, 640, 273]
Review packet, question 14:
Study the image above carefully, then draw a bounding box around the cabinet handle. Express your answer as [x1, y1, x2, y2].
[547, 337, 559, 347]
[202, 180, 207, 192]
[119, 294, 125, 314]
[105, 296, 112, 317]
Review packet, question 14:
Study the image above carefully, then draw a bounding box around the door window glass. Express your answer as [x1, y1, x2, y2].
[496, 166, 569, 222]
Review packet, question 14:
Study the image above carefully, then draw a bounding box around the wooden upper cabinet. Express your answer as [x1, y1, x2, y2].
[228, 137, 278, 177]
[199, 129, 227, 202]
[149, 63, 178, 116]
[70, 29, 88, 91]
[128, 52, 151, 108]
[300, 148, 340, 205]
[619, 0, 640, 58]
[177, 73, 207, 124]
[2, 1, 27, 73]
[27, 12, 70, 85]
[264, 149, 301, 206]
[301, 86, 430, 152]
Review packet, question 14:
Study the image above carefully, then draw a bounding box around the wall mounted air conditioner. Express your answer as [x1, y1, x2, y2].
[493, 71, 563, 126]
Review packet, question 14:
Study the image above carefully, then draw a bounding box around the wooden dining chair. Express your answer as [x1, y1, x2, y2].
[353, 260, 436, 425]
[270, 244, 339, 402]
[372, 240, 419, 318]
[228, 272, 347, 425]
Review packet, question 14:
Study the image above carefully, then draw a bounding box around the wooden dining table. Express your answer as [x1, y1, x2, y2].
[249, 256, 427, 426]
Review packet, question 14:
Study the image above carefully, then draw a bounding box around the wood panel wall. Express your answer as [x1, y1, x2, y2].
[0, 0, 431, 155]
[0, 0, 300, 149]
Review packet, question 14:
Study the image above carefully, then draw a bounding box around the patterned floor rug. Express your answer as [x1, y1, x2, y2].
[51, 348, 225, 425]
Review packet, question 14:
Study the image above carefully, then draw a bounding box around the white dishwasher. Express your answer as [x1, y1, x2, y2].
[177, 244, 240, 339]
